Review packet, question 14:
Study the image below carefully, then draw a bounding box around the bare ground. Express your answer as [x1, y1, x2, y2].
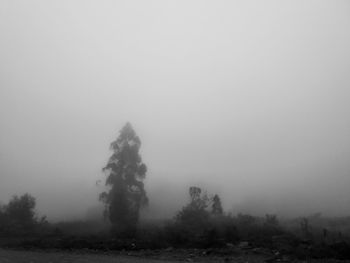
[1, 249, 350, 263]
[0, 249, 182, 263]
[0, 248, 268, 263]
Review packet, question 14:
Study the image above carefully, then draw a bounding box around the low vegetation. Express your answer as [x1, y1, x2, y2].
[1, 189, 350, 260]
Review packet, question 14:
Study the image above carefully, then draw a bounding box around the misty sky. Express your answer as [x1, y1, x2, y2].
[1, 0, 350, 220]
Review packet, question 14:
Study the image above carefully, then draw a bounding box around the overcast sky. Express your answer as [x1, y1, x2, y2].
[1, 0, 350, 220]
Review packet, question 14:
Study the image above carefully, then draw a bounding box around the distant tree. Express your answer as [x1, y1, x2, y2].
[189, 186, 209, 210]
[300, 217, 312, 239]
[189, 186, 201, 201]
[237, 213, 256, 226]
[5, 193, 36, 226]
[176, 186, 210, 226]
[0, 204, 6, 230]
[264, 214, 279, 227]
[211, 194, 223, 215]
[0, 193, 48, 235]
[99, 123, 148, 234]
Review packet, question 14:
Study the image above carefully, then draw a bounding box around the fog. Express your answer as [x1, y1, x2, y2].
[0, 0, 350, 221]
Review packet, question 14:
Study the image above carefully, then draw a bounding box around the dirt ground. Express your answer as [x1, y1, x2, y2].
[0, 248, 267, 263]
[1, 248, 349, 263]
[0, 249, 181, 263]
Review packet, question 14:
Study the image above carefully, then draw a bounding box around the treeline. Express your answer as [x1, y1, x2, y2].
[137, 186, 284, 249]
[1, 189, 350, 260]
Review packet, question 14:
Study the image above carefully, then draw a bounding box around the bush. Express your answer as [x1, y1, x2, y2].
[0, 193, 48, 236]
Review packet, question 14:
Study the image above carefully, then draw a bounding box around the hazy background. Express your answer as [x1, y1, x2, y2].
[1, 0, 350, 221]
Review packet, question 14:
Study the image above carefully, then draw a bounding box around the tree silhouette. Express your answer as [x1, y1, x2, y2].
[176, 186, 210, 227]
[211, 194, 223, 215]
[6, 193, 36, 226]
[100, 123, 148, 234]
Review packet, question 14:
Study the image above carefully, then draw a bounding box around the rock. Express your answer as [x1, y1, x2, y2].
[252, 247, 272, 256]
[226, 243, 235, 248]
[238, 241, 250, 249]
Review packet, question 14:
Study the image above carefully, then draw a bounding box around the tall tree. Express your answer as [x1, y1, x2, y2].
[211, 194, 223, 215]
[99, 123, 148, 234]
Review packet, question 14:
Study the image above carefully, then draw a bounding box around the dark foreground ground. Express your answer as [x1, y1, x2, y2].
[0, 249, 181, 263]
[1, 248, 350, 263]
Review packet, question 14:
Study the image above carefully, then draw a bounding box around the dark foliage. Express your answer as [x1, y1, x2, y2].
[166, 187, 237, 248]
[1, 188, 350, 260]
[1, 195, 350, 260]
[0, 193, 47, 236]
[211, 194, 223, 215]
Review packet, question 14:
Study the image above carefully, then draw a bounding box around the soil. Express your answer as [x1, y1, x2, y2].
[0, 249, 181, 263]
[1, 248, 349, 263]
